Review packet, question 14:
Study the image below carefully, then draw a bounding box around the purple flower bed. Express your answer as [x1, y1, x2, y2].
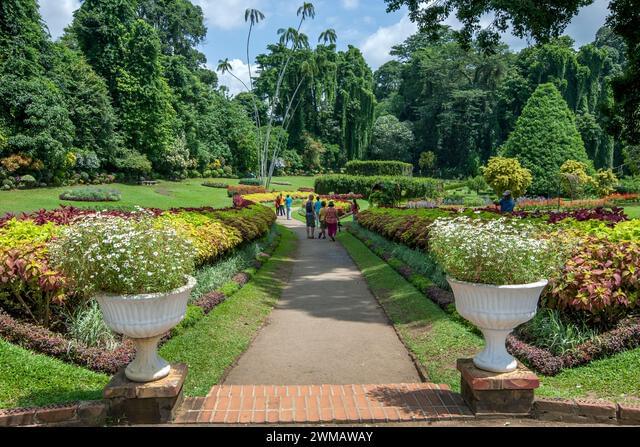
[507, 317, 640, 376]
[0, 309, 134, 374]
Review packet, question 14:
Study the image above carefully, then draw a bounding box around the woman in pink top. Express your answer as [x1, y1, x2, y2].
[325, 201, 339, 242]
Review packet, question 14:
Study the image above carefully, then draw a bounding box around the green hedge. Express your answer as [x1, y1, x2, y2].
[345, 160, 414, 177]
[314, 175, 443, 199]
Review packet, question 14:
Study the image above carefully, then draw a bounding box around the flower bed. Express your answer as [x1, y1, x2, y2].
[0, 203, 275, 331]
[348, 205, 640, 374]
[0, 219, 282, 374]
[227, 185, 266, 197]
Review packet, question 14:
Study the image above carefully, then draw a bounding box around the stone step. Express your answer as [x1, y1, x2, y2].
[174, 383, 474, 424]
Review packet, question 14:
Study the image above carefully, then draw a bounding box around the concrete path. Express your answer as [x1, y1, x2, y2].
[223, 215, 421, 385]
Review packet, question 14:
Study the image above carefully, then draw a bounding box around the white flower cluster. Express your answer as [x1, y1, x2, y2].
[428, 217, 562, 285]
[51, 213, 195, 295]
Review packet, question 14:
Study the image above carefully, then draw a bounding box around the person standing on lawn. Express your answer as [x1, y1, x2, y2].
[325, 201, 339, 242]
[285, 194, 293, 220]
[305, 194, 316, 238]
[318, 201, 328, 239]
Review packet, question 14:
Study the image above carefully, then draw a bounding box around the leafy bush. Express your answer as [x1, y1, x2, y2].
[156, 211, 242, 265]
[516, 308, 599, 356]
[239, 178, 262, 186]
[19, 175, 37, 189]
[616, 176, 640, 194]
[546, 236, 640, 326]
[65, 300, 118, 350]
[0, 219, 60, 250]
[559, 159, 593, 199]
[315, 174, 442, 199]
[59, 187, 121, 202]
[345, 160, 414, 177]
[482, 156, 532, 198]
[593, 169, 619, 197]
[0, 247, 66, 327]
[429, 217, 569, 285]
[50, 214, 195, 295]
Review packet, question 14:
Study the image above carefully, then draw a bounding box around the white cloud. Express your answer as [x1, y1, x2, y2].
[192, 0, 266, 31]
[39, 0, 80, 40]
[360, 14, 417, 70]
[342, 0, 359, 10]
[213, 59, 257, 97]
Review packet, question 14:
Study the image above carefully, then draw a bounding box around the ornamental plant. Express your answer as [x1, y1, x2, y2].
[428, 217, 568, 285]
[481, 156, 532, 198]
[50, 213, 195, 296]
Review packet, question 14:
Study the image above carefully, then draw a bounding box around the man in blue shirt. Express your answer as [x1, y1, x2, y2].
[314, 196, 322, 226]
[285, 194, 293, 220]
[499, 190, 515, 213]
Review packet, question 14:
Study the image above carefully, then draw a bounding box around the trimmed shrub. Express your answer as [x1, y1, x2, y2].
[202, 181, 229, 189]
[59, 187, 121, 202]
[227, 185, 266, 197]
[314, 174, 442, 199]
[501, 83, 590, 195]
[239, 178, 262, 186]
[345, 160, 413, 177]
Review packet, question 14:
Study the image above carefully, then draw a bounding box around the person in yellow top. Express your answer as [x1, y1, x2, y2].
[317, 201, 328, 240]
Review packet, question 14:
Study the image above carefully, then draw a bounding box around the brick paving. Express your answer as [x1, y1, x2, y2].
[173, 383, 474, 425]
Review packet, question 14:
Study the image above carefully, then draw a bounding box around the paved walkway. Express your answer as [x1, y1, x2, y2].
[222, 216, 421, 385]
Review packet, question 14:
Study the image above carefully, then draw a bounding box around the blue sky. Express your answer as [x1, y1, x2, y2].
[40, 0, 610, 95]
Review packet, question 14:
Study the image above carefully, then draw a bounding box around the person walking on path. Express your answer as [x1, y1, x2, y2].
[278, 193, 286, 217]
[314, 196, 322, 226]
[325, 201, 339, 242]
[285, 194, 293, 220]
[275, 195, 282, 216]
[305, 195, 316, 239]
[317, 201, 328, 239]
[350, 198, 360, 219]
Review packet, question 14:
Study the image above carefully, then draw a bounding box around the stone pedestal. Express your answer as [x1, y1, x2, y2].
[457, 358, 539, 417]
[104, 363, 187, 425]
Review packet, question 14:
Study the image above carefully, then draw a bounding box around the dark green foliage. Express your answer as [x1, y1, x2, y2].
[501, 83, 590, 195]
[368, 115, 414, 162]
[314, 174, 442, 199]
[345, 160, 414, 177]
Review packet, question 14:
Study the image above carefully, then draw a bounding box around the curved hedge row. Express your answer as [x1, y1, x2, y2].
[314, 174, 443, 199]
[345, 160, 414, 177]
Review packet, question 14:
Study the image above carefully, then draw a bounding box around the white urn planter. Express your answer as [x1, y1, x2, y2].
[96, 276, 196, 383]
[448, 277, 548, 373]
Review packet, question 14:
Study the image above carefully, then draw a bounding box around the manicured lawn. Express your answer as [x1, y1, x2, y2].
[0, 176, 316, 215]
[0, 339, 108, 409]
[160, 224, 297, 396]
[339, 230, 640, 401]
[537, 348, 640, 401]
[626, 205, 640, 219]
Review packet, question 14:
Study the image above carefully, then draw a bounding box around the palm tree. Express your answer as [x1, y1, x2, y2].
[216, 58, 252, 94]
[244, 8, 264, 91]
[318, 28, 337, 45]
[297, 3, 316, 21]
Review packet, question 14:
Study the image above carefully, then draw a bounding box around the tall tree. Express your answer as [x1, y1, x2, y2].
[501, 83, 590, 195]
